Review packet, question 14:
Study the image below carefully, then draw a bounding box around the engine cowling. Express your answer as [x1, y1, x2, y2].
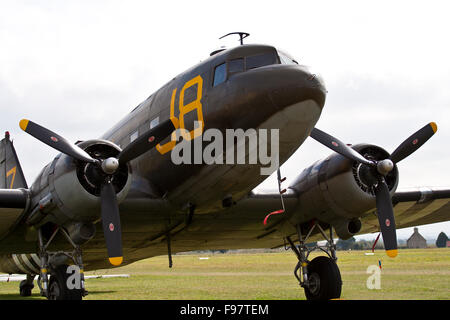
[26, 139, 131, 231]
[288, 144, 399, 239]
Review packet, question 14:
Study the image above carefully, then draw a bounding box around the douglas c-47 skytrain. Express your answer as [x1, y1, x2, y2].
[0, 33, 449, 300]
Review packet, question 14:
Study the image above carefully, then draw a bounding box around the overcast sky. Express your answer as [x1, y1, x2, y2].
[1, 0, 449, 240]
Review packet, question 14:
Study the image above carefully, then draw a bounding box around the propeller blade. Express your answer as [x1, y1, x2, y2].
[310, 128, 375, 166]
[100, 180, 123, 266]
[118, 117, 179, 164]
[390, 122, 437, 164]
[375, 178, 398, 258]
[19, 119, 96, 164]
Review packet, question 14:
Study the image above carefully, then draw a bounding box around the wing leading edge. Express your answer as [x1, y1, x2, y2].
[359, 188, 450, 235]
[245, 187, 450, 242]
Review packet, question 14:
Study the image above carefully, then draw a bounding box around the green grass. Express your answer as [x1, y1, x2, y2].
[0, 248, 448, 300]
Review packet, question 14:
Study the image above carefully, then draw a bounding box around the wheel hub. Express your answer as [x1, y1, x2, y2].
[307, 272, 321, 295]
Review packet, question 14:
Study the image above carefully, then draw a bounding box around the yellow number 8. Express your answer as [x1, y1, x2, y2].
[179, 75, 203, 141]
[156, 75, 204, 154]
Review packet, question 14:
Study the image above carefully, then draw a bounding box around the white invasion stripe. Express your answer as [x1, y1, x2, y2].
[21, 254, 39, 274]
[30, 254, 40, 266]
[11, 255, 30, 274]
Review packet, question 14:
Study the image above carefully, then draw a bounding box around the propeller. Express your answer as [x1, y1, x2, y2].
[310, 122, 437, 258]
[20, 118, 179, 265]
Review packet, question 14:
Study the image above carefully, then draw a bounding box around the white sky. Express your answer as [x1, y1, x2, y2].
[0, 0, 449, 240]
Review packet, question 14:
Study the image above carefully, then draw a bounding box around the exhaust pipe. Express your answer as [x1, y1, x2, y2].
[333, 218, 362, 240]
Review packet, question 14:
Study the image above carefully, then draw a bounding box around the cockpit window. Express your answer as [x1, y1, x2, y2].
[213, 62, 226, 86]
[212, 50, 281, 87]
[228, 58, 244, 76]
[277, 50, 298, 65]
[246, 52, 277, 70]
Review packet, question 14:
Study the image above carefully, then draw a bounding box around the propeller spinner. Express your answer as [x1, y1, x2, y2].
[310, 122, 437, 258]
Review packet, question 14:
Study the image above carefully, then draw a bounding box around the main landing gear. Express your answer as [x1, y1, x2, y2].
[286, 221, 342, 300]
[27, 227, 88, 300]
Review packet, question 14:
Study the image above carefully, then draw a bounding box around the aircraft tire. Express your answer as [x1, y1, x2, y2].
[304, 256, 342, 300]
[47, 265, 82, 300]
[19, 279, 34, 297]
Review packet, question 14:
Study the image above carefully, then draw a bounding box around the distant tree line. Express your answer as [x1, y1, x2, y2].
[328, 231, 449, 251]
[334, 237, 385, 251]
[187, 231, 449, 255]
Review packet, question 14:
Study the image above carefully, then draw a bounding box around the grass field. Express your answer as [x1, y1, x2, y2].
[0, 248, 448, 300]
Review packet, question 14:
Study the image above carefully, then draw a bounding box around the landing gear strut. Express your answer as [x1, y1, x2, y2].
[36, 227, 87, 300]
[286, 221, 342, 300]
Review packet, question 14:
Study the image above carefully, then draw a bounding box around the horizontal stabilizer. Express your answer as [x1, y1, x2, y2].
[0, 188, 29, 239]
[0, 189, 28, 209]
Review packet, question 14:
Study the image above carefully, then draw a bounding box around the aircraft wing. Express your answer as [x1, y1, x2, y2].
[358, 188, 450, 235]
[242, 187, 450, 245]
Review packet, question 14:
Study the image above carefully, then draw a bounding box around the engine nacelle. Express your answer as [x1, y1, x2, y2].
[26, 139, 131, 231]
[333, 218, 362, 240]
[288, 144, 398, 234]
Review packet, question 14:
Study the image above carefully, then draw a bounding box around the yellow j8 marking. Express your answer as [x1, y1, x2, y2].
[157, 75, 204, 154]
[156, 88, 178, 155]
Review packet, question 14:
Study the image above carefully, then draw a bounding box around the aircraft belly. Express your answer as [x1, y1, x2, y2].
[0, 208, 25, 239]
[0, 253, 40, 274]
[168, 99, 322, 213]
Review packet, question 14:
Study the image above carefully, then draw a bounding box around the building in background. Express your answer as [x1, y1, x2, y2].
[407, 227, 427, 248]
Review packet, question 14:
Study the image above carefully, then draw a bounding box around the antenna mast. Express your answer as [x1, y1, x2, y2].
[219, 32, 250, 45]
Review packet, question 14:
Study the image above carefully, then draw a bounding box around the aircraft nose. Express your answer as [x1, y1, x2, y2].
[268, 65, 327, 111]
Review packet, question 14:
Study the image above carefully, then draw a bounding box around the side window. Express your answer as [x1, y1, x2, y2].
[246, 52, 277, 70]
[139, 121, 149, 135]
[150, 117, 159, 129]
[130, 130, 138, 142]
[213, 62, 226, 87]
[228, 58, 244, 77]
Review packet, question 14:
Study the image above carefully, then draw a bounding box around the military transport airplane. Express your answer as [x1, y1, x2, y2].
[1, 32, 449, 300]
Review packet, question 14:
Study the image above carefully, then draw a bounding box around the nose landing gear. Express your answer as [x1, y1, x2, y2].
[286, 221, 342, 300]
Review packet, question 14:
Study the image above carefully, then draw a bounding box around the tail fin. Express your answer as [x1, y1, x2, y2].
[0, 131, 28, 189]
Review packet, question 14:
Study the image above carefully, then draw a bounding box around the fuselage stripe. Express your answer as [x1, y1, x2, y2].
[31, 254, 41, 266]
[11, 254, 31, 274]
[21, 254, 40, 274]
